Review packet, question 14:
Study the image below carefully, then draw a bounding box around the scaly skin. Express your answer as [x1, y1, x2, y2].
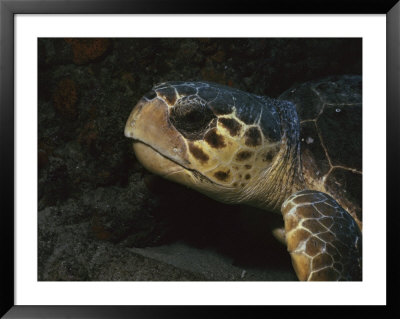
[282, 190, 362, 281]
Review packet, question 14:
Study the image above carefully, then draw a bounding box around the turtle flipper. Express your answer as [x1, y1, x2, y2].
[281, 190, 362, 281]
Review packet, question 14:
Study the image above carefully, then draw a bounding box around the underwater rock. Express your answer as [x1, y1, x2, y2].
[65, 38, 111, 65]
[53, 77, 78, 117]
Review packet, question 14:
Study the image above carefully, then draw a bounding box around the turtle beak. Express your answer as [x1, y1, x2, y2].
[124, 97, 191, 170]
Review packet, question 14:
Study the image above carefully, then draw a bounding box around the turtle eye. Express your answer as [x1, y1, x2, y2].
[170, 97, 216, 140]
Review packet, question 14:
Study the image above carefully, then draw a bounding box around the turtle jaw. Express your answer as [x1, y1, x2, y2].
[125, 100, 198, 186]
[131, 141, 197, 187]
[124, 97, 232, 190]
[132, 140, 236, 193]
[124, 97, 190, 168]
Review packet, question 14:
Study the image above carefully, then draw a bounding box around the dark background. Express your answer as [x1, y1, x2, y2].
[38, 38, 361, 281]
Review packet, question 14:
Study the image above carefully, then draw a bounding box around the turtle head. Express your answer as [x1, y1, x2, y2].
[125, 82, 291, 206]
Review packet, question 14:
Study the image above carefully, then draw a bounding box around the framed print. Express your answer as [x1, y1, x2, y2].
[1, 0, 398, 318]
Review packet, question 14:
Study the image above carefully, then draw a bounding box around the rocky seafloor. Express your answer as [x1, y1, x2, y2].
[38, 38, 361, 281]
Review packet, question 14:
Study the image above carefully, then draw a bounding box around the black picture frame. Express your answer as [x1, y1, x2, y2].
[1, 0, 398, 318]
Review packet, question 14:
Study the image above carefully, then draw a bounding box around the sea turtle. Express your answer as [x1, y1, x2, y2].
[124, 75, 362, 281]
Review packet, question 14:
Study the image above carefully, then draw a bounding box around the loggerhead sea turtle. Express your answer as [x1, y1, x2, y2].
[124, 75, 362, 281]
